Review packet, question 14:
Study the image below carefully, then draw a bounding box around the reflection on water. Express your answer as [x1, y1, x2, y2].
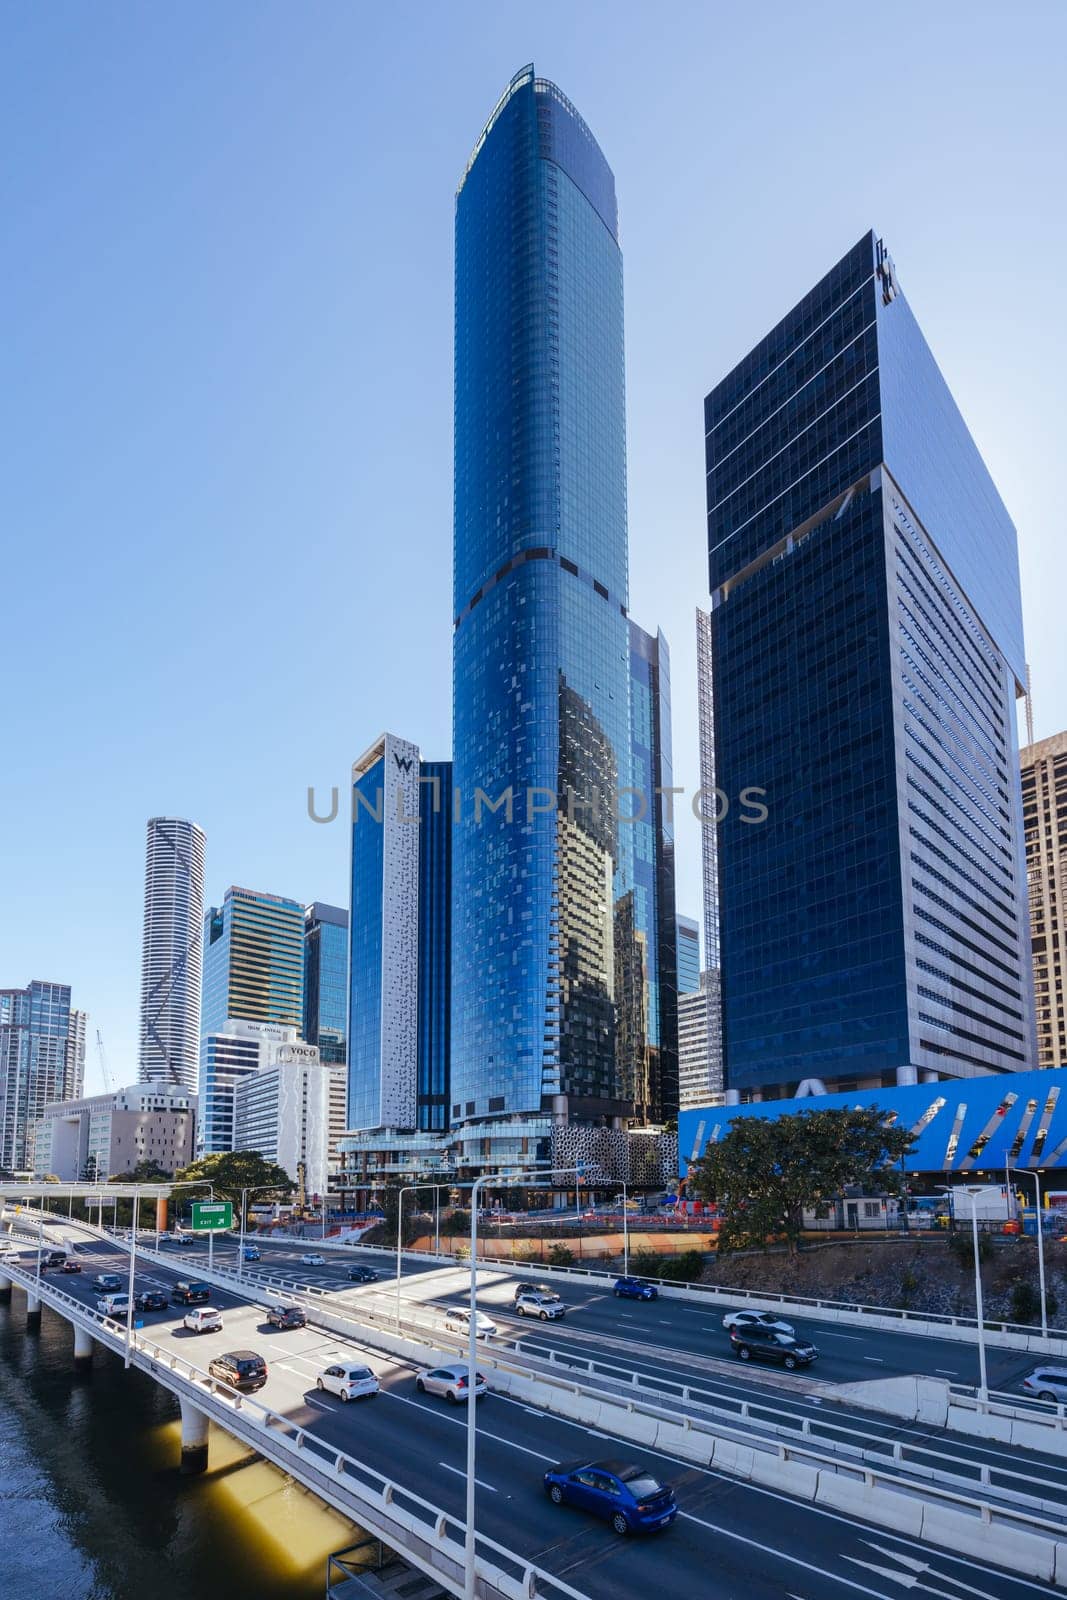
[0, 1297, 361, 1599]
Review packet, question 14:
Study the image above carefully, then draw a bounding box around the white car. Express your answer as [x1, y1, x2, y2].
[184, 1305, 223, 1334]
[96, 1292, 131, 1317]
[722, 1309, 796, 1337]
[316, 1362, 379, 1402]
[300, 1253, 325, 1266]
[1021, 1367, 1067, 1404]
[514, 1288, 566, 1320]
[415, 1363, 487, 1403]
[444, 1307, 498, 1338]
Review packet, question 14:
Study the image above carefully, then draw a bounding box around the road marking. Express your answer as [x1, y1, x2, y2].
[439, 1462, 497, 1492]
[378, 1391, 554, 1459]
[858, 1541, 1005, 1599]
[812, 1332, 869, 1342]
[935, 1368, 959, 1376]
[863, 1357, 884, 1364]
[678, 1511, 898, 1598]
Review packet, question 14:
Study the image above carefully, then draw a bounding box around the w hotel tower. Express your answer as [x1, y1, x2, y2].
[704, 233, 1036, 1101]
[450, 67, 670, 1175]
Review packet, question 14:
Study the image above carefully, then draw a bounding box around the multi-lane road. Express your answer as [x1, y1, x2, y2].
[3, 1217, 1062, 1600]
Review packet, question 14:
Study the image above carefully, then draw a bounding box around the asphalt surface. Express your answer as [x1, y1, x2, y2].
[2, 1220, 1061, 1600]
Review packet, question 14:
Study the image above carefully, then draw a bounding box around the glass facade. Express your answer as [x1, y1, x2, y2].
[0, 980, 76, 1173]
[304, 902, 348, 1066]
[452, 65, 653, 1152]
[417, 761, 452, 1132]
[348, 749, 390, 1132]
[200, 886, 305, 1038]
[704, 231, 1035, 1099]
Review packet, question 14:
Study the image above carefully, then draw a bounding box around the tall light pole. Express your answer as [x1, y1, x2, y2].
[941, 1184, 989, 1402]
[124, 1193, 139, 1368]
[237, 1185, 284, 1280]
[394, 1184, 423, 1329]
[463, 1162, 587, 1600]
[620, 1178, 631, 1278]
[1013, 1168, 1049, 1340]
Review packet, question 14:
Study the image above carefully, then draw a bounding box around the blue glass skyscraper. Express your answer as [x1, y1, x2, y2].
[451, 66, 645, 1171]
[304, 902, 348, 1066]
[704, 232, 1036, 1100]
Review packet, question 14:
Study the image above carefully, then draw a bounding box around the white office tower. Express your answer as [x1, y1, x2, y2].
[138, 817, 206, 1091]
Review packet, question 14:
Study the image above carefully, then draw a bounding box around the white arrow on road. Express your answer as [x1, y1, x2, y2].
[845, 1542, 1007, 1600]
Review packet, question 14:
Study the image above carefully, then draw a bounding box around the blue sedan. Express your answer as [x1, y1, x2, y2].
[613, 1276, 658, 1301]
[544, 1459, 677, 1535]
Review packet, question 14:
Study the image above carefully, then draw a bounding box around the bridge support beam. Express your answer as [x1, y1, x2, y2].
[179, 1399, 209, 1475]
[26, 1290, 41, 1329]
[73, 1322, 94, 1373]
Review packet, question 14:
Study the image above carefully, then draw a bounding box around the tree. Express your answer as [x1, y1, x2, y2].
[112, 1159, 172, 1184]
[173, 1150, 293, 1223]
[686, 1107, 915, 1256]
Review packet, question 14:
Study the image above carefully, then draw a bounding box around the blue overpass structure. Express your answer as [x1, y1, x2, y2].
[679, 1067, 1067, 1177]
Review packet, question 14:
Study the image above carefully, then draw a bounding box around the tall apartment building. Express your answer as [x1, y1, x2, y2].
[449, 65, 676, 1180]
[233, 1049, 331, 1198]
[341, 735, 453, 1186]
[201, 886, 304, 1038]
[35, 1081, 196, 1181]
[0, 981, 83, 1174]
[1021, 730, 1067, 1068]
[304, 902, 348, 1066]
[138, 817, 206, 1091]
[678, 971, 724, 1109]
[703, 232, 1034, 1100]
[677, 917, 700, 996]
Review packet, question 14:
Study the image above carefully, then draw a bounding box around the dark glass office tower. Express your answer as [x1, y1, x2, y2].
[704, 232, 1035, 1100]
[304, 902, 348, 1066]
[451, 66, 635, 1171]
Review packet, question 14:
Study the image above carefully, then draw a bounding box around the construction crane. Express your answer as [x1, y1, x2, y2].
[95, 1029, 113, 1094]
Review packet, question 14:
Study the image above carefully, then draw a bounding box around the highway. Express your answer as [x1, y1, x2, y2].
[3, 1219, 1061, 1600]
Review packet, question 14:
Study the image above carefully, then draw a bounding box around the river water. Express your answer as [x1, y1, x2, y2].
[0, 1295, 360, 1599]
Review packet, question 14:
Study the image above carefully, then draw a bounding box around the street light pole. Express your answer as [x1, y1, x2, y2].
[124, 1193, 139, 1368]
[395, 1184, 421, 1330]
[939, 1184, 989, 1403]
[621, 1178, 630, 1277]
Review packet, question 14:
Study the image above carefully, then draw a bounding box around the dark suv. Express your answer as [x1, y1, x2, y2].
[730, 1324, 818, 1370]
[43, 1250, 68, 1268]
[208, 1350, 268, 1393]
[266, 1303, 307, 1330]
[172, 1280, 211, 1305]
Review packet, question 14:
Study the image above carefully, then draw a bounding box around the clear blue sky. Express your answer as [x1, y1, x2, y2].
[4, 1, 1065, 1094]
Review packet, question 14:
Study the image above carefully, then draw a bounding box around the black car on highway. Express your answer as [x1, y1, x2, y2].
[172, 1280, 211, 1305]
[346, 1265, 379, 1283]
[133, 1290, 169, 1312]
[266, 1303, 307, 1329]
[208, 1350, 268, 1393]
[729, 1324, 818, 1370]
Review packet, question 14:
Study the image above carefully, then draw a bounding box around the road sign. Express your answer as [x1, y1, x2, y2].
[189, 1200, 233, 1233]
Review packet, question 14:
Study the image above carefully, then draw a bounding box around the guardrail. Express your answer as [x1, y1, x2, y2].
[0, 1255, 592, 1600]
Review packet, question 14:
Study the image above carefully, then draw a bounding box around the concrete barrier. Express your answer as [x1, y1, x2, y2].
[747, 1453, 820, 1501]
[945, 1405, 1016, 1444]
[918, 1504, 1056, 1585]
[707, 1439, 758, 1478]
[815, 1473, 925, 1538]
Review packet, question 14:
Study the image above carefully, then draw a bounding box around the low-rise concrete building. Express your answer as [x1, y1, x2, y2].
[34, 1082, 197, 1181]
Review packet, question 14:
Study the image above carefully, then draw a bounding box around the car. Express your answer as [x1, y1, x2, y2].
[730, 1325, 818, 1370]
[93, 1272, 124, 1292]
[183, 1305, 223, 1334]
[208, 1350, 268, 1392]
[243, 1245, 261, 1261]
[177, 1233, 198, 1245]
[415, 1363, 487, 1403]
[613, 1277, 658, 1301]
[444, 1307, 499, 1338]
[346, 1264, 379, 1283]
[133, 1290, 169, 1312]
[266, 1303, 307, 1330]
[43, 1250, 68, 1268]
[97, 1292, 131, 1317]
[60, 1259, 82, 1273]
[721, 1309, 796, 1337]
[543, 1459, 677, 1535]
[172, 1281, 211, 1305]
[514, 1287, 566, 1320]
[512, 1281, 554, 1304]
[317, 1362, 379, 1402]
[299, 1253, 325, 1266]
[1021, 1367, 1067, 1404]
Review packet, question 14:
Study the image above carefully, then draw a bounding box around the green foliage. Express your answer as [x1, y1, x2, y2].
[1009, 1280, 1041, 1325]
[631, 1247, 665, 1277]
[946, 1226, 993, 1266]
[657, 1250, 706, 1283]
[111, 1159, 172, 1184]
[174, 1150, 293, 1219]
[440, 1208, 471, 1238]
[547, 1243, 574, 1267]
[687, 1106, 915, 1256]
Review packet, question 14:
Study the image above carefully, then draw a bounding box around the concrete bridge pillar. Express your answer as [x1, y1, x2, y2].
[26, 1290, 41, 1329]
[0, 1274, 12, 1299]
[179, 1399, 209, 1475]
[73, 1323, 94, 1373]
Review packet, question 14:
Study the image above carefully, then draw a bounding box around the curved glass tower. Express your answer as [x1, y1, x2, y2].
[451, 66, 635, 1168]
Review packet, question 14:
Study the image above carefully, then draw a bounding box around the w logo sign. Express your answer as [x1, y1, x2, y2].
[393, 753, 414, 772]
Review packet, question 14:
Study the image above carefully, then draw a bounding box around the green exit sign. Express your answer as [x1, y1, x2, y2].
[189, 1200, 233, 1233]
